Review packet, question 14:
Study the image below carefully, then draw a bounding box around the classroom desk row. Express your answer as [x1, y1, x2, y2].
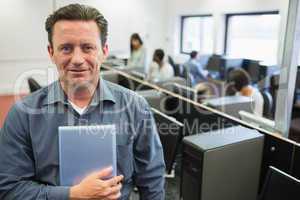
[101, 64, 300, 195]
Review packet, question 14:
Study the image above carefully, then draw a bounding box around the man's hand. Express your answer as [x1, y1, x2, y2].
[69, 167, 124, 200]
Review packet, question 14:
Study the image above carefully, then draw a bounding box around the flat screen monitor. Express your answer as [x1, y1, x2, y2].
[260, 166, 300, 200]
[245, 60, 260, 83]
[204, 96, 253, 119]
[151, 108, 184, 174]
[206, 54, 223, 72]
[295, 66, 300, 89]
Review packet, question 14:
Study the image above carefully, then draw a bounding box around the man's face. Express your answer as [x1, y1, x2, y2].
[48, 20, 108, 88]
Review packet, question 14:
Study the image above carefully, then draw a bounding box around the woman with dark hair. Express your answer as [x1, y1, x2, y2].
[148, 49, 174, 82]
[228, 68, 264, 116]
[127, 33, 147, 69]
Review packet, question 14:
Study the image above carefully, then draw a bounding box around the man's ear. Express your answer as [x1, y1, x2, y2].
[102, 43, 109, 59]
[47, 44, 55, 63]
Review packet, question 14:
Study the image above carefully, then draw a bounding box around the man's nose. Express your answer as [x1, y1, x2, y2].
[71, 48, 84, 66]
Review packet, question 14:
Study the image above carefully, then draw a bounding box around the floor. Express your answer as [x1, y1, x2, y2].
[130, 175, 181, 200]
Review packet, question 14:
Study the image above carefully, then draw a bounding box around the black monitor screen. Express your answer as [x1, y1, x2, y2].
[260, 166, 299, 200]
[206, 55, 223, 72]
[247, 60, 260, 83]
[295, 66, 300, 89]
[152, 108, 183, 174]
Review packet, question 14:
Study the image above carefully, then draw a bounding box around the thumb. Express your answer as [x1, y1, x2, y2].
[95, 166, 113, 179]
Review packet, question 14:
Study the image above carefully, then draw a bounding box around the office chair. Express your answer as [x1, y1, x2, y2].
[168, 55, 181, 76]
[180, 67, 192, 87]
[260, 90, 273, 118]
[259, 166, 299, 200]
[27, 78, 42, 93]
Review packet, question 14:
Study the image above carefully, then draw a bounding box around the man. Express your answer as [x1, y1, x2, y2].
[0, 4, 165, 200]
[183, 50, 209, 86]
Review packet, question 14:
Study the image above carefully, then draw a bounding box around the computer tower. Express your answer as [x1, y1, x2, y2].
[181, 126, 264, 200]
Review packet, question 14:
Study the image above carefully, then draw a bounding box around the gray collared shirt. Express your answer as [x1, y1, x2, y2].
[0, 79, 165, 200]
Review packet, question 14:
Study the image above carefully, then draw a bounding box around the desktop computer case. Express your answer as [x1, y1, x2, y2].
[181, 126, 264, 200]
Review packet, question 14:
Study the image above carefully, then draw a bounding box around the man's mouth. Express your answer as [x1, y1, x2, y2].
[68, 69, 89, 78]
[68, 69, 88, 73]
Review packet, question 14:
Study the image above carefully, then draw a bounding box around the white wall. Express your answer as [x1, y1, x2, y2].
[56, 0, 168, 58]
[0, 0, 290, 94]
[165, 0, 288, 63]
[0, 0, 168, 94]
[0, 0, 54, 94]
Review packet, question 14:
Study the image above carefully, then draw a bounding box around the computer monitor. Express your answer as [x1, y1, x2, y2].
[223, 58, 244, 80]
[239, 110, 276, 132]
[294, 66, 300, 101]
[151, 108, 184, 174]
[177, 99, 238, 135]
[225, 58, 244, 69]
[296, 66, 300, 87]
[259, 166, 300, 200]
[243, 59, 261, 84]
[197, 54, 211, 67]
[206, 54, 224, 72]
[204, 96, 253, 119]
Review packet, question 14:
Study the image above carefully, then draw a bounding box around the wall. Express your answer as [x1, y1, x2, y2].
[165, 0, 288, 63]
[0, 0, 290, 94]
[0, 0, 54, 94]
[0, 0, 168, 94]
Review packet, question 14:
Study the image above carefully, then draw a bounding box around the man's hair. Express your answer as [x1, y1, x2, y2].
[190, 51, 198, 59]
[45, 4, 108, 47]
[228, 68, 251, 91]
[153, 49, 165, 62]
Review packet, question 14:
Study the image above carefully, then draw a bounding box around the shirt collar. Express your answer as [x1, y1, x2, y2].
[44, 78, 116, 106]
[90, 78, 116, 106]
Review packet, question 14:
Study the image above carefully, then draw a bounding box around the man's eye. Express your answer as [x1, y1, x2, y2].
[61, 46, 72, 53]
[83, 45, 95, 52]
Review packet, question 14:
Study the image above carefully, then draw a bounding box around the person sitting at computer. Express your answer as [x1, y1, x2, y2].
[148, 49, 174, 82]
[183, 50, 209, 86]
[127, 33, 147, 70]
[228, 68, 264, 116]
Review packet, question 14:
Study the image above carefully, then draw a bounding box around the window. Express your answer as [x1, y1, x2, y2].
[225, 11, 280, 63]
[180, 15, 214, 54]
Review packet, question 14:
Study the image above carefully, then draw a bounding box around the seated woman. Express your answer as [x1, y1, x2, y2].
[148, 49, 174, 82]
[127, 33, 147, 70]
[228, 68, 264, 116]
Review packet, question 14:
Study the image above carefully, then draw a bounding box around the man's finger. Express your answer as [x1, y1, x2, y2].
[106, 191, 122, 200]
[105, 175, 124, 186]
[94, 167, 113, 179]
[108, 183, 122, 194]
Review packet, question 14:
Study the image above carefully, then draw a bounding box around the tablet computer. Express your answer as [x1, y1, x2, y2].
[58, 125, 116, 186]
